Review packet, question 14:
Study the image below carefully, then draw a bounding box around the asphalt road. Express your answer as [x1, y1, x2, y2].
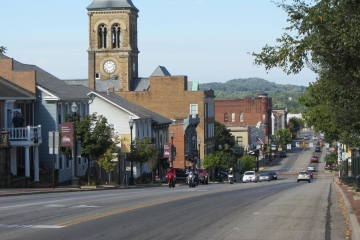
[0, 131, 349, 240]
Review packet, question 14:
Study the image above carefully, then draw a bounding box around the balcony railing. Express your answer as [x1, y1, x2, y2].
[4, 125, 42, 142]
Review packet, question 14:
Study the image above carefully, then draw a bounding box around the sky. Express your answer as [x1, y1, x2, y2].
[0, 0, 318, 87]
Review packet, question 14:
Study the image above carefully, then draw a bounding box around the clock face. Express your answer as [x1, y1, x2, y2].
[104, 60, 116, 74]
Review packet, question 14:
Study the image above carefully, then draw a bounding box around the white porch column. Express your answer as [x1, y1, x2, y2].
[34, 146, 39, 182]
[25, 146, 30, 177]
[11, 147, 17, 175]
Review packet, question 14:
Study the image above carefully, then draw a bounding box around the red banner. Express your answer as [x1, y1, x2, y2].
[61, 122, 73, 146]
[164, 142, 171, 158]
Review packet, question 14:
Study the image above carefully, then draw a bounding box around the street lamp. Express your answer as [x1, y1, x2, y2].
[268, 138, 272, 163]
[129, 118, 135, 185]
[170, 131, 174, 167]
[197, 139, 201, 168]
[70, 102, 79, 188]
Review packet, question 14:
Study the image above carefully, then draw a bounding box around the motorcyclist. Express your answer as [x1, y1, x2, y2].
[229, 168, 234, 175]
[166, 166, 176, 183]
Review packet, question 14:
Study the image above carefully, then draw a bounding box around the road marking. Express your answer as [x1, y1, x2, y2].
[56, 193, 208, 227]
[0, 224, 65, 229]
[253, 212, 259, 214]
[45, 204, 66, 208]
[70, 205, 100, 208]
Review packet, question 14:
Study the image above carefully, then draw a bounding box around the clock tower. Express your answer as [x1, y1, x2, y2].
[87, 0, 139, 91]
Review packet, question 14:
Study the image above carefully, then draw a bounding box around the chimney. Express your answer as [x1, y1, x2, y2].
[108, 86, 114, 93]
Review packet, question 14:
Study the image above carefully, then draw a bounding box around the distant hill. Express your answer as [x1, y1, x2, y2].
[199, 78, 307, 114]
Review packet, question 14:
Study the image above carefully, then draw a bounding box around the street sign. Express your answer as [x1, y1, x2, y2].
[287, 144, 291, 150]
[49, 131, 59, 154]
[309, 143, 313, 147]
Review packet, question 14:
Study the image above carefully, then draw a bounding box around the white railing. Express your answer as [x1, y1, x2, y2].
[4, 125, 42, 141]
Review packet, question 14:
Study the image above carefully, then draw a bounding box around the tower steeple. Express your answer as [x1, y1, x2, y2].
[87, 0, 139, 91]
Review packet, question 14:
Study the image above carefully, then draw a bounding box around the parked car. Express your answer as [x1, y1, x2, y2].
[279, 151, 287, 158]
[304, 136, 309, 140]
[315, 146, 321, 152]
[307, 165, 316, 172]
[242, 171, 258, 183]
[298, 171, 311, 183]
[259, 173, 271, 182]
[312, 136, 318, 140]
[311, 155, 319, 163]
[324, 163, 333, 170]
[268, 171, 278, 180]
[306, 170, 313, 179]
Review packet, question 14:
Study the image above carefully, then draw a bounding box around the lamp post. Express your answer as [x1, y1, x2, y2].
[268, 138, 272, 163]
[170, 131, 174, 167]
[129, 118, 135, 185]
[71, 102, 79, 188]
[197, 139, 201, 168]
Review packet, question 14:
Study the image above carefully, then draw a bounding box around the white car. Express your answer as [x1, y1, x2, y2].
[307, 165, 316, 172]
[312, 136, 317, 140]
[242, 171, 258, 183]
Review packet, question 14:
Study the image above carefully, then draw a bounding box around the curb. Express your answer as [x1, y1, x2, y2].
[334, 182, 360, 240]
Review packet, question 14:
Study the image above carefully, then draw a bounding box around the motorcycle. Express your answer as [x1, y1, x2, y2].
[228, 173, 234, 184]
[187, 171, 197, 188]
[166, 172, 176, 188]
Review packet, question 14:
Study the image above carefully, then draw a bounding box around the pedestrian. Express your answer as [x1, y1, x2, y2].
[12, 111, 22, 128]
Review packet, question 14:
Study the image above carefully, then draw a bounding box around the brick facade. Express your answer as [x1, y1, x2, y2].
[215, 94, 272, 142]
[116, 75, 215, 161]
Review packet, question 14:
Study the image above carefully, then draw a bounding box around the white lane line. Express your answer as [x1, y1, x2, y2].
[253, 212, 259, 214]
[70, 205, 100, 208]
[0, 224, 65, 229]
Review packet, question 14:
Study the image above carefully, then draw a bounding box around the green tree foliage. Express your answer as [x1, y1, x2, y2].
[0, 46, 6, 54]
[202, 151, 237, 171]
[273, 129, 292, 147]
[252, 0, 360, 146]
[60, 113, 116, 185]
[324, 152, 336, 165]
[215, 121, 235, 151]
[130, 137, 157, 183]
[288, 117, 305, 138]
[239, 155, 257, 173]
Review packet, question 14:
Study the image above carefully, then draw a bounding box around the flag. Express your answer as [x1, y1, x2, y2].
[257, 137, 264, 145]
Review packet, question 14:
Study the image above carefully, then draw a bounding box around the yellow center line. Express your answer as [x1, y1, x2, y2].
[56, 192, 206, 226]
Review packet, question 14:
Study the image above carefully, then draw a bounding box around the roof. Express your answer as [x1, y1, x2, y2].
[131, 78, 149, 91]
[0, 77, 36, 100]
[87, 0, 139, 12]
[7, 57, 92, 101]
[89, 91, 172, 124]
[151, 66, 171, 77]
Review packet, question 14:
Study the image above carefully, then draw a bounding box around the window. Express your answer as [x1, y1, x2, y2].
[224, 112, 228, 122]
[237, 136, 243, 146]
[112, 24, 121, 48]
[192, 136, 196, 149]
[59, 156, 63, 170]
[186, 138, 190, 153]
[190, 104, 198, 117]
[95, 72, 100, 79]
[231, 113, 235, 122]
[98, 24, 108, 49]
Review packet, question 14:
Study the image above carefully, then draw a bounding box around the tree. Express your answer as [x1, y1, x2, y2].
[215, 121, 235, 151]
[60, 113, 116, 185]
[288, 117, 304, 138]
[0, 46, 6, 54]
[273, 129, 292, 147]
[239, 155, 257, 173]
[252, 0, 360, 145]
[203, 151, 237, 172]
[130, 137, 157, 184]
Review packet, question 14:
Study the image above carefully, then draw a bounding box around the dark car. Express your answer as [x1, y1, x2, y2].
[306, 170, 313, 179]
[279, 151, 287, 158]
[315, 146, 321, 152]
[268, 171, 277, 180]
[173, 168, 188, 182]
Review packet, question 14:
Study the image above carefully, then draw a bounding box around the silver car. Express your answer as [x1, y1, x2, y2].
[259, 173, 271, 182]
[242, 171, 258, 183]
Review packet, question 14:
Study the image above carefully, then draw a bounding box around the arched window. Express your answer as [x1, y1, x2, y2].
[231, 113, 235, 122]
[98, 24, 108, 49]
[112, 24, 121, 48]
[224, 112, 228, 122]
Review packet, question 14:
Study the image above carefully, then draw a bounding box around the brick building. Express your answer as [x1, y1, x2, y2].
[168, 115, 200, 169]
[215, 93, 272, 149]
